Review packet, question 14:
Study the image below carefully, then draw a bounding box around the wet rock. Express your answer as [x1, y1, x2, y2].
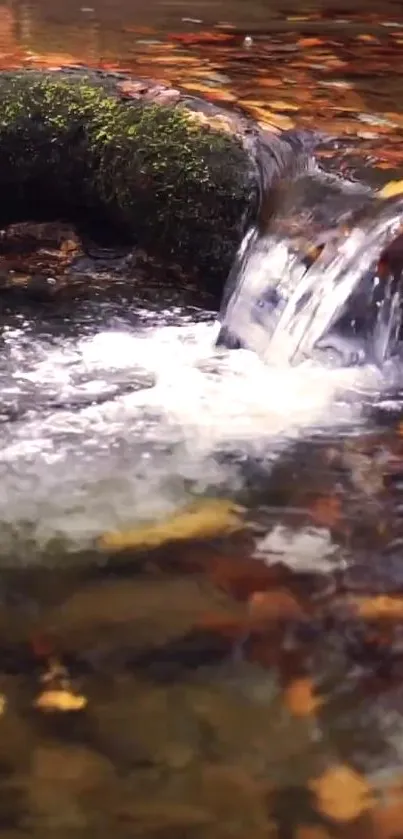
[0, 69, 315, 297]
[89, 678, 201, 770]
[42, 576, 246, 656]
[0, 222, 81, 256]
[193, 763, 274, 839]
[26, 743, 115, 830]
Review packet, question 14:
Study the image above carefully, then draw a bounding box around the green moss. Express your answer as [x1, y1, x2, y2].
[0, 71, 259, 290]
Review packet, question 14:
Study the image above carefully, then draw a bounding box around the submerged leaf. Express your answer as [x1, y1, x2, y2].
[378, 180, 403, 199]
[35, 689, 87, 713]
[284, 678, 323, 717]
[354, 595, 403, 620]
[99, 500, 245, 552]
[309, 764, 374, 823]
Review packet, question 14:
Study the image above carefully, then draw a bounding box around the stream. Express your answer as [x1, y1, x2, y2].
[0, 0, 403, 837]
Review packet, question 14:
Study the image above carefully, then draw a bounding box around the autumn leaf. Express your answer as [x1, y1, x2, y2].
[378, 180, 403, 199]
[297, 37, 323, 48]
[356, 34, 379, 42]
[309, 764, 374, 823]
[170, 31, 234, 44]
[99, 499, 245, 552]
[269, 100, 300, 112]
[256, 78, 283, 89]
[35, 689, 87, 713]
[183, 83, 237, 103]
[238, 100, 294, 130]
[353, 595, 403, 621]
[284, 677, 323, 717]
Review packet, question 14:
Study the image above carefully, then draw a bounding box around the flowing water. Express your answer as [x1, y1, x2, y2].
[0, 297, 383, 563]
[0, 1, 403, 836]
[218, 170, 403, 367]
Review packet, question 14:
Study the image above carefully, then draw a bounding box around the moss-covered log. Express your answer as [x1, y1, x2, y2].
[0, 68, 312, 295]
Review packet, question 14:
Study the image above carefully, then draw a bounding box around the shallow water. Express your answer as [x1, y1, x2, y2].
[1, 1, 403, 837]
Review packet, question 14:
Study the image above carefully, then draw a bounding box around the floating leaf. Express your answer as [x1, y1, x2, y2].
[35, 689, 87, 713]
[309, 764, 374, 823]
[99, 500, 245, 552]
[284, 678, 323, 717]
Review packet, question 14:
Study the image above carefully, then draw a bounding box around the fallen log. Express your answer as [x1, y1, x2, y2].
[0, 67, 314, 296]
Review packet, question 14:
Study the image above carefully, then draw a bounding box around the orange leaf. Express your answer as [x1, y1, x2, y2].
[183, 83, 237, 103]
[256, 78, 282, 88]
[297, 37, 323, 48]
[283, 677, 323, 717]
[309, 764, 374, 823]
[353, 595, 403, 621]
[170, 31, 234, 44]
[356, 34, 379, 42]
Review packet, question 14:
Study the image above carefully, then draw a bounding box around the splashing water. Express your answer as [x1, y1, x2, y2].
[0, 305, 386, 563]
[218, 182, 403, 368]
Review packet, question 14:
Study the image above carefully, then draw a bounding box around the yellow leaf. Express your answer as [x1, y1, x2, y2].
[378, 180, 403, 199]
[99, 499, 245, 552]
[183, 83, 237, 102]
[309, 764, 374, 823]
[356, 34, 378, 42]
[238, 101, 294, 130]
[269, 100, 300, 112]
[35, 689, 87, 713]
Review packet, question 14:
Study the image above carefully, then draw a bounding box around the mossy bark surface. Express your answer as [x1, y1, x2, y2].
[0, 69, 266, 292]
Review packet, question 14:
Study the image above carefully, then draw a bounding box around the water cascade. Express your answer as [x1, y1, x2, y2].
[218, 172, 403, 368]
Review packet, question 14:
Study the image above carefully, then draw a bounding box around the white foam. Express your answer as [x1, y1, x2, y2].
[0, 315, 391, 560]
